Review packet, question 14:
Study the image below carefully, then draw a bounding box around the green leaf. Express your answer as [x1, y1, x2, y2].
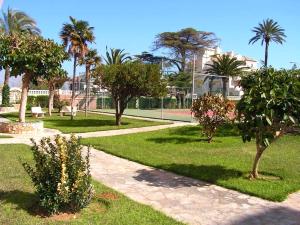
[266, 116, 272, 125]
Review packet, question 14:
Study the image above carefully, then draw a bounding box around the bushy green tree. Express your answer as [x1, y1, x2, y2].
[95, 62, 166, 125]
[23, 135, 93, 214]
[0, 34, 68, 122]
[237, 68, 300, 179]
[1, 84, 10, 107]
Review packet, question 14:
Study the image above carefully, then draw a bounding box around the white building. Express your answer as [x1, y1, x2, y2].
[194, 47, 257, 100]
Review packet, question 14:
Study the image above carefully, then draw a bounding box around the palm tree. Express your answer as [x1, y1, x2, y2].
[205, 54, 248, 97]
[60, 16, 95, 120]
[0, 8, 40, 86]
[105, 48, 131, 65]
[249, 19, 286, 67]
[79, 49, 101, 117]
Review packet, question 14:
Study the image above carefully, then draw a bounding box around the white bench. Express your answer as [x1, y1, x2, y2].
[31, 107, 45, 118]
[60, 106, 77, 116]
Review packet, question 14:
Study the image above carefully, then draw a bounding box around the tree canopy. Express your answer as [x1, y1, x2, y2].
[95, 62, 166, 125]
[153, 27, 218, 72]
[0, 34, 68, 122]
[237, 68, 300, 178]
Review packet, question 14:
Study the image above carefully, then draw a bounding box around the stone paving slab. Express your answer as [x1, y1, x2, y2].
[87, 146, 300, 225]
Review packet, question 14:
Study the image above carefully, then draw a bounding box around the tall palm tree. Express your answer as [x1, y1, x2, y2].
[0, 8, 40, 86]
[249, 19, 286, 67]
[205, 54, 248, 97]
[60, 16, 95, 120]
[105, 48, 131, 65]
[79, 49, 101, 117]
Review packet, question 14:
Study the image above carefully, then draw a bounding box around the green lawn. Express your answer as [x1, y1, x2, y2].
[82, 125, 300, 202]
[0, 144, 182, 225]
[1, 112, 168, 133]
[0, 135, 12, 138]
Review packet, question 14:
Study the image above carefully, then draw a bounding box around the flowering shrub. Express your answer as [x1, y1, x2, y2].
[23, 134, 93, 214]
[191, 94, 235, 143]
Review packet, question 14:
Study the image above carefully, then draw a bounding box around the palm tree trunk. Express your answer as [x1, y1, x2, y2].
[4, 67, 10, 86]
[71, 55, 77, 121]
[264, 41, 269, 67]
[19, 73, 31, 123]
[85, 65, 90, 117]
[222, 77, 228, 98]
[48, 84, 55, 116]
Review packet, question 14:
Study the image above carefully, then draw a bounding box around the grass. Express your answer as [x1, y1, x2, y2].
[0, 135, 12, 138]
[0, 144, 182, 225]
[81, 124, 300, 202]
[1, 111, 168, 133]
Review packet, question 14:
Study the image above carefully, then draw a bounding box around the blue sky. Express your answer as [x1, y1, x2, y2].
[2, 0, 300, 79]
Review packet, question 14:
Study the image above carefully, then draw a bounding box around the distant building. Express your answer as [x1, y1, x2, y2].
[194, 47, 257, 99]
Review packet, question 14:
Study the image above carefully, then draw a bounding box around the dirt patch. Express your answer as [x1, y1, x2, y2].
[98, 192, 119, 200]
[49, 212, 78, 221]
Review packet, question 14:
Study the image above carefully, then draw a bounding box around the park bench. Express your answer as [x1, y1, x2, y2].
[31, 107, 45, 118]
[60, 106, 77, 117]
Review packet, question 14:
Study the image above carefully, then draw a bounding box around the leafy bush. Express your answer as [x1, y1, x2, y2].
[27, 96, 49, 110]
[23, 135, 93, 214]
[53, 94, 69, 112]
[1, 84, 11, 107]
[191, 94, 235, 143]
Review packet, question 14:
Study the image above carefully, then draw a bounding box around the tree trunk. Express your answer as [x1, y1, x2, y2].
[85, 65, 90, 117]
[264, 40, 269, 67]
[19, 73, 31, 123]
[115, 99, 121, 126]
[4, 67, 10, 86]
[222, 77, 228, 98]
[249, 132, 266, 179]
[71, 55, 77, 121]
[48, 84, 55, 116]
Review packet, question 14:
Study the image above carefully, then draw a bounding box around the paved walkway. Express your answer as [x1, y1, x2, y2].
[0, 117, 299, 225]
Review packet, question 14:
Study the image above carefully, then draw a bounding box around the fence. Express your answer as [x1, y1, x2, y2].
[93, 87, 194, 122]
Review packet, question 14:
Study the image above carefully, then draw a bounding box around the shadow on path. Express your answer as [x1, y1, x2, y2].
[133, 164, 242, 188]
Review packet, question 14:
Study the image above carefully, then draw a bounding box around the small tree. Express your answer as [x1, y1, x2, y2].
[95, 62, 166, 125]
[191, 94, 235, 143]
[0, 34, 68, 122]
[23, 135, 93, 214]
[1, 84, 10, 107]
[237, 68, 300, 179]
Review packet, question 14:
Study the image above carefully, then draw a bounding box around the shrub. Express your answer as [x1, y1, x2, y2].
[27, 96, 49, 110]
[1, 84, 11, 107]
[191, 94, 235, 143]
[23, 135, 93, 214]
[54, 94, 69, 112]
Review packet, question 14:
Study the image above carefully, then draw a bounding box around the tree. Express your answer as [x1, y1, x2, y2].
[237, 68, 300, 179]
[79, 49, 101, 117]
[105, 48, 131, 65]
[0, 8, 40, 104]
[153, 27, 218, 72]
[249, 19, 286, 67]
[95, 62, 166, 125]
[205, 54, 248, 97]
[0, 34, 68, 122]
[47, 71, 68, 116]
[60, 16, 95, 120]
[192, 94, 235, 143]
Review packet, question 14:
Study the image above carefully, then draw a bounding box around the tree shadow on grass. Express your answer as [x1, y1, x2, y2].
[0, 190, 45, 216]
[169, 123, 240, 137]
[45, 119, 130, 128]
[133, 164, 243, 188]
[146, 137, 222, 144]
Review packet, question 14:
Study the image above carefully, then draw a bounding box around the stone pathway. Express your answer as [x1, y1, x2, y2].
[0, 116, 299, 225]
[87, 147, 300, 225]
